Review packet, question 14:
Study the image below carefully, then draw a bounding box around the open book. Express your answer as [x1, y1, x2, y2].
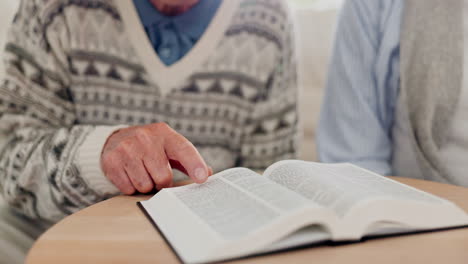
[138, 160, 468, 264]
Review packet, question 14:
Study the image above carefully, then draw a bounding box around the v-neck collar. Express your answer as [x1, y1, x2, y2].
[115, 0, 238, 96]
[134, 0, 222, 40]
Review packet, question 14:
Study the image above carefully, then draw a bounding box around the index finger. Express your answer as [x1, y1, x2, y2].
[163, 132, 210, 184]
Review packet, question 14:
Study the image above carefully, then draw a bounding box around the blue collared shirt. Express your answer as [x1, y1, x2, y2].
[317, 0, 403, 175]
[132, 0, 222, 66]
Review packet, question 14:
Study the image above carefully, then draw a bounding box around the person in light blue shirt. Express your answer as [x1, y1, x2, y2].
[317, 0, 468, 187]
[318, 0, 402, 175]
[133, 0, 222, 66]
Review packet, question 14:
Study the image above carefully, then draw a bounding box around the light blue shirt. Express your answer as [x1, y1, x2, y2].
[133, 0, 222, 66]
[317, 0, 403, 175]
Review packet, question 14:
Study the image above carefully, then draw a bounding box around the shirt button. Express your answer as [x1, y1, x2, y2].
[160, 47, 171, 58]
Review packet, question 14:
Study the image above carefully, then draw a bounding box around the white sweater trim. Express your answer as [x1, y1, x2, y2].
[76, 125, 128, 195]
[114, 0, 239, 95]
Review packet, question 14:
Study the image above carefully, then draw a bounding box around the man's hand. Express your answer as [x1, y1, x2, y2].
[101, 123, 212, 194]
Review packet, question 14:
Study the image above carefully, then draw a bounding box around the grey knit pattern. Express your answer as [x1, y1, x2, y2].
[0, 0, 298, 223]
[400, 0, 463, 183]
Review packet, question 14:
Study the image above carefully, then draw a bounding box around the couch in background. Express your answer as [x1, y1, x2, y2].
[295, 6, 340, 161]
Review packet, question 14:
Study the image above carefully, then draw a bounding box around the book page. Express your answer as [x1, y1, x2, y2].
[265, 160, 447, 218]
[145, 168, 334, 263]
[167, 168, 315, 240]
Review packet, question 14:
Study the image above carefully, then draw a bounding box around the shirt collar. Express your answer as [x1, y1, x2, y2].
[133, 0, 222, 39]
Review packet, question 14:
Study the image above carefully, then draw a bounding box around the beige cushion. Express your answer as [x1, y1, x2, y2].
[295, 7, 340, 161]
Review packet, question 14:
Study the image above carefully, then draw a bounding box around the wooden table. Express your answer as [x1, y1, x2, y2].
[26, 177, 468, 264]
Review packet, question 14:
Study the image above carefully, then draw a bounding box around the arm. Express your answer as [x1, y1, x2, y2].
[239, 1, 299, 169]
[0, 1, 211, 223]
[0, 1, 125, 222]
[316, 0, 401, 175]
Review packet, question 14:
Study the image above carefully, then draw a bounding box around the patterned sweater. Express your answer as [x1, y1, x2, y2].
[0, 0, 298, 224]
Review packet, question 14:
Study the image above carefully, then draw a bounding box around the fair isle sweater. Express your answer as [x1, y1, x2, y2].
[0, 0, 298, 224]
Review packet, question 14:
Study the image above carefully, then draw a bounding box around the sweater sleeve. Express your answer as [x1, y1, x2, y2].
[238, 1, 299, 170]
[0, 0, 124, 223]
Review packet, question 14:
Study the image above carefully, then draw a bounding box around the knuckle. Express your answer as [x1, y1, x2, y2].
[135, 128, 150, 142]
[102, 151, 120, 165]
[104, 170, 134, 195]
[117, 139, 134, 154]
[129, 173, 152, 192]
[156, 178, 172, 190]
[103, 163, 119, 178]
[154, 122, 174, 134]
[136, 181, 153, 193]
[156, 122, 170, 130]
[173, 138, 195, 152]
[121, 186, 135, 195]
[157, 171, 173, 185]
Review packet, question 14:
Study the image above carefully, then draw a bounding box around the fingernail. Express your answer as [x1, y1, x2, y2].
[194, 168, 207, 182]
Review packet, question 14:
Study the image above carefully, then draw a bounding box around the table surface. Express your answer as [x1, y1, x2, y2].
[26, 177, 468, 264]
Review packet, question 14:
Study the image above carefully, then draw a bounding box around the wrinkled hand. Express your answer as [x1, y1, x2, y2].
[101, 123, 212, 194]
